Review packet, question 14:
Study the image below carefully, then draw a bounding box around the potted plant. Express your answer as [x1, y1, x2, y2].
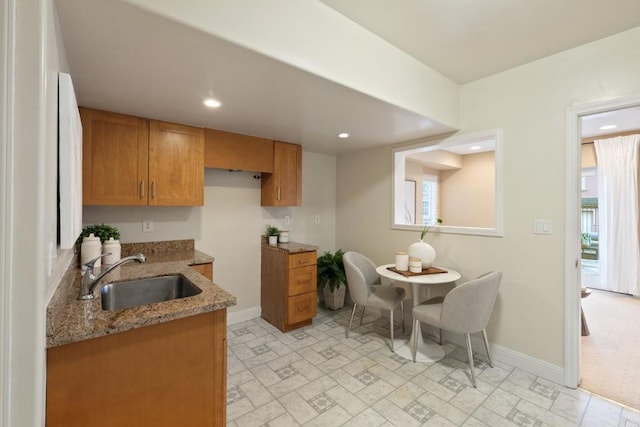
[266, 224, 280, 245]
[75, 224, 121, 266]
[75, 224, 120, 250]
[317, 249, 347, 310]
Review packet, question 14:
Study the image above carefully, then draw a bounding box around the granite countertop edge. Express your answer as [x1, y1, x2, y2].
[46, 248, 236, 348]
[261, 241, 319, 254]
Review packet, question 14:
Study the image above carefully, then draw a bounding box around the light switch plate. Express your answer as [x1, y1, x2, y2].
[533, 219, 552, 235]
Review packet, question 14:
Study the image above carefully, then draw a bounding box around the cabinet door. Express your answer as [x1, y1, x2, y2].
[261, 141, 301, 206]
[81, 108, 149, 205]
[149, 120, 204, 206]
[204, 128, 274, 172]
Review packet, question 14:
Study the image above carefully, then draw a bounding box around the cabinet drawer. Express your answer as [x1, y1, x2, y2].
[288, 265, 316, 296]
[287, 292, 317, 325]
[288, 251, 316, 269]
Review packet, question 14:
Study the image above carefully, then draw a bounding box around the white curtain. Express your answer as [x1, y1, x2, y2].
[594, 135, 640, 296]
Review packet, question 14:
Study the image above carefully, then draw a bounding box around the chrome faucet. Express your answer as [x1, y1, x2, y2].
[78, 253, 146, 300]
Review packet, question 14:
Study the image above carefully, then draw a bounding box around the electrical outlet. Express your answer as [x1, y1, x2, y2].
[315, 215, 320, 224]
[142, 219, 154, 233]
[284, 215, 290, 226]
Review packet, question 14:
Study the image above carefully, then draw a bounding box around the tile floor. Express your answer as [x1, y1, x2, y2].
[227, 305, 640, 426]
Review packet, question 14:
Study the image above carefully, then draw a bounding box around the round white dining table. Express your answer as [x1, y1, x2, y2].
[376, 264, 461, 362]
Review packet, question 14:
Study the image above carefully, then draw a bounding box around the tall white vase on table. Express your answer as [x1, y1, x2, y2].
[408, 239, 436, 268]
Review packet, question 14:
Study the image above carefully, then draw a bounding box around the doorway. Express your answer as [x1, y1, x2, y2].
[565, 95, 640, 385]
[565, 100, 640, 408]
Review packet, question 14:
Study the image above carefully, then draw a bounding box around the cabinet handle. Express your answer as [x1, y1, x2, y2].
[277, 187, 281, 201]
[151, 181, 156, 199]
[297, 304, 309, 313]
[297, 279, 310, 285]
[140, 180, 145, 198]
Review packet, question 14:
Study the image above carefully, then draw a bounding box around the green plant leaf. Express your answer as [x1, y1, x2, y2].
[317, 249, 347, 292]
[75, 223, 120, 252]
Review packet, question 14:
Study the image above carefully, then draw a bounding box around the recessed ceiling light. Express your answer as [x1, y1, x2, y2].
[469, 145, 482, 150]
[599, 124, 617, 130]
[338, 133, 350, 139]
[203, 98, 221, 108]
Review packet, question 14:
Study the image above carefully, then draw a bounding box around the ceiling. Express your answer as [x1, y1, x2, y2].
[581, 106, 640, 139]
[55, 1, 640, 155]
[320, 0, 640, 84]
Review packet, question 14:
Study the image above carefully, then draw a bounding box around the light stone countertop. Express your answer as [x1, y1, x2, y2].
[46, 244, 236, 348]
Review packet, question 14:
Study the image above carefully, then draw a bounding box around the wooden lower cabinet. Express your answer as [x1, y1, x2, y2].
[191, 261, 214, 280]
[46, 310, 227, 427]
[261, 247, 317, 332]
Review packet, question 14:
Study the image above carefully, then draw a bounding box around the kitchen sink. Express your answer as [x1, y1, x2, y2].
[101, 274, 202, 311]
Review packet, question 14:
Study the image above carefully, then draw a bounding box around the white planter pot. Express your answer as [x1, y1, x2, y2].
[408, 240, 436, 268]
[323, 283, 346, 310]
[268, 235, 278, 245]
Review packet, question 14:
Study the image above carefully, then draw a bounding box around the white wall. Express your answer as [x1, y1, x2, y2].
[83, 151, 336, 315]
[439, 151, 495, 228]
[337, 26, 640, 370]
[1, 0, 71, 425]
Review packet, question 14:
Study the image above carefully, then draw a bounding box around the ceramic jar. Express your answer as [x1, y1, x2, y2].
[395, 252, 409, 271]
[80, 233, 102, 268]
[102, 237, 121, 266]
[279, 231, 289, 243]
[408, 239, 436, 268]
[409, 257, 423, 273]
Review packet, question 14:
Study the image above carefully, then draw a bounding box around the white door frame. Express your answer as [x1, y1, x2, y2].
[564, 93, 640, 387]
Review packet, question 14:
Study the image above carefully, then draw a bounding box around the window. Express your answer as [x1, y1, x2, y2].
[392, 128, 504, 237]
[422, 174, 438, 225]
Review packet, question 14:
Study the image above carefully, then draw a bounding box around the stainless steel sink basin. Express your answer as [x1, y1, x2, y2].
[101, 274, 202, 311]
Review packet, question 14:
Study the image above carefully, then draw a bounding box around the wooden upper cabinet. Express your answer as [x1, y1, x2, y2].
[261, 141, 302, 207]
[204, 128, 273, 172]
[80, 108, 204, 206]
[149, 120, 204, 206]
[80, 108, 149, 206]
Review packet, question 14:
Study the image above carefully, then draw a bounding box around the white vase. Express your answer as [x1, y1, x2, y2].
[408, 239, 436, 268]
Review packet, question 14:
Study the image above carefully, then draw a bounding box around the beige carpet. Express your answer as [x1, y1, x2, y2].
[581, 288, 640, 410]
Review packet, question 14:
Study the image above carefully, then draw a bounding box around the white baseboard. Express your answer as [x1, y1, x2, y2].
[443, 332, 565, 385]
[227, 306, 261, 326]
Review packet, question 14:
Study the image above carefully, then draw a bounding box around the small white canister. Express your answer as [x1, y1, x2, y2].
[395, 252, 409, 271]
[409, 257, 423, 273]
[102, 237, 121, 266]
[279, 230, 289, 243]
[80, 233, 102, 268]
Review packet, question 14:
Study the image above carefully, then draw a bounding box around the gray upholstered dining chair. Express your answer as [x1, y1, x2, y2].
[411, 271, 502, 387]
[343, 251, 406, 351]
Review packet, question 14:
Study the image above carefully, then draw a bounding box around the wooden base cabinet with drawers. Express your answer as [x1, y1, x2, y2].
[261, 246, 317, 332]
